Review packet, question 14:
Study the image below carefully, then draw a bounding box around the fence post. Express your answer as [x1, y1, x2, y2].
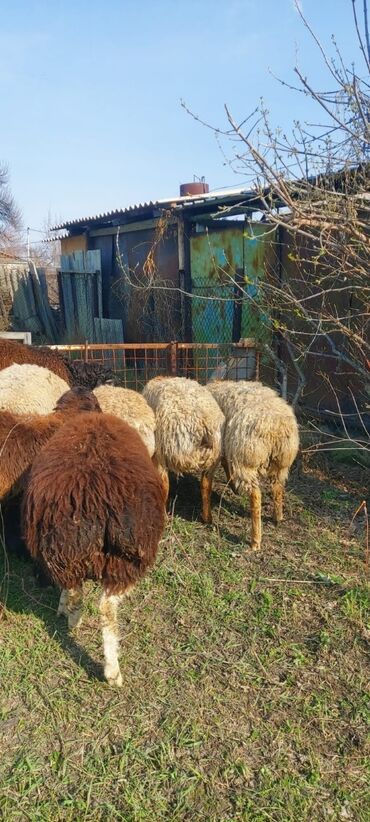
[84, 339, 89, 363]
[255, 350, 260, 381]
[169, 341, 178, 375]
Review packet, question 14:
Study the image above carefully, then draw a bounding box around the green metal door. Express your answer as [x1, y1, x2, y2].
[190, 222, 274, 345]
[241, 223, 274, 343]
[190, 227, 243, 344]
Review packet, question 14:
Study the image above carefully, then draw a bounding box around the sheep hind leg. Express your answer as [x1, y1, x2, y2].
[99, 592, 123, 687]
[200, 472, 213, 524]
[221, 457, 232, 484]
[160, 467, 170, 506]
[249, 486, 262, 551]
[67, 588, 83, 629]
[57, 587, 83, 629]
[57, 589, 69, 618]
[271, 480, 284, 524]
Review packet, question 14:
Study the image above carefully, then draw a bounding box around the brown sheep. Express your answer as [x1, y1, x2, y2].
[0, 386, 101, 585]
[22, 413, 166, 686]
[0, 386, 101, 502]
[0, 338, 72, 384]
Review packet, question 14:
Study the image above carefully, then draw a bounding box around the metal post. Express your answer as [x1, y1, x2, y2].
[170, 341, 178, 375]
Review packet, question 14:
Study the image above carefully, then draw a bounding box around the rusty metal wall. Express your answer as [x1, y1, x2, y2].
[241, 223, 275, 343]
[190, 224, 242, 344]
[190, 221, 274, 345]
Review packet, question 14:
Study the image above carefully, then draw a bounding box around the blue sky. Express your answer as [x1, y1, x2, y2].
[0, 0, 362, 237]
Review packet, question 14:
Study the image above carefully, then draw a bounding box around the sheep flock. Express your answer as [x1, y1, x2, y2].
[0, 340, 299, 685]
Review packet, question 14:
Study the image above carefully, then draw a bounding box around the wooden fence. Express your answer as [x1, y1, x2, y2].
[0, 261, 58, 340]
[59, 251, 124, 344]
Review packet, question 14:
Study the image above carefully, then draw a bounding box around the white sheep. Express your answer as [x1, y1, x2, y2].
[93, 385, 156, 457]
[143, 376, 225, 523]
[207, 380, 299, 550]
[0, 363, 70, 415]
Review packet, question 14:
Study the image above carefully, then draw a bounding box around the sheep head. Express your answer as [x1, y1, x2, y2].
[55, 387, 102, 415]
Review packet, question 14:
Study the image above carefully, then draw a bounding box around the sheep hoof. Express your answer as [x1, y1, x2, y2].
[105, 667, 123, 687]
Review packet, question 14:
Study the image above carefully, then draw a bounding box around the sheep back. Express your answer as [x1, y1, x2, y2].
[0, 363, 70, 415]
[143, 377, 224, 475]
[22, 413, 165, 594]
[207, 380, 278, 419]
[0, 338, 72, 384]
[208, 380, 299, 491]
[93, 385, 155, 456]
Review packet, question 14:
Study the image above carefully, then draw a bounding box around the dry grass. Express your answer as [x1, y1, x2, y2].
[0, 461, 369, 821]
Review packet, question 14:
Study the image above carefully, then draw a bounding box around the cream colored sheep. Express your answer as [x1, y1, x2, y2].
[207, 380, 299, 550]
[143, 376, 225, 523]
[93, 385, 155, 456]
[0, 363, 70, 415]
[207, 379, 278, 418]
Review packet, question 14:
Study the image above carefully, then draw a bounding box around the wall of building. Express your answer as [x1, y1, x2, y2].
[86, 221, 181, 342]
[60, 234, 88, 255]
[278, 225, 366, 419]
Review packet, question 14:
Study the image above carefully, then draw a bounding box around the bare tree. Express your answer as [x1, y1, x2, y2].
[0, 163, 21, 247]
[182, 0, 370, 452]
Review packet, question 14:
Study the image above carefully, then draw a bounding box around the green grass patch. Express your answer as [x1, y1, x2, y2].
[0, 465, 369, 820]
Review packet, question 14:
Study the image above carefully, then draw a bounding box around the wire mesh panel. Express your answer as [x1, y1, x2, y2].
[52, 342, 260, 390]
[179, 343, 259, 383]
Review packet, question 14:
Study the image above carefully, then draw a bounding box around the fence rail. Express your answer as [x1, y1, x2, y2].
[50, 340, 260, 390]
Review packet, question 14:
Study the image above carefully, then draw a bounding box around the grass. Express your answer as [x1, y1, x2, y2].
[0, 461, 369, 821]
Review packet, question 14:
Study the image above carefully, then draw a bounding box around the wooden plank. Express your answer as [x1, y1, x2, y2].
[59, 251, 102, 342]
[85, 274, 95, 341]
[29, 265, 58, 341]
[85, 250, 102, 320]
[60, 254, 72, 272]
[74, 272, 89, 339]
[93, 317, 124, 344]
[60, 273, 76, 338]
[85, 250, 101, 272]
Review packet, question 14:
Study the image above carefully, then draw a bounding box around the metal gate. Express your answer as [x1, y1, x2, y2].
[189, 221, 274, 345]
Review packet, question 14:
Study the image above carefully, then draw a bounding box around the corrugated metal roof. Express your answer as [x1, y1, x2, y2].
[51, 186, 267, 232]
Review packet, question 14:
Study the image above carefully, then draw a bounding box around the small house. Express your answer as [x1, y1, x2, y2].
[53, 182, 275, 346]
